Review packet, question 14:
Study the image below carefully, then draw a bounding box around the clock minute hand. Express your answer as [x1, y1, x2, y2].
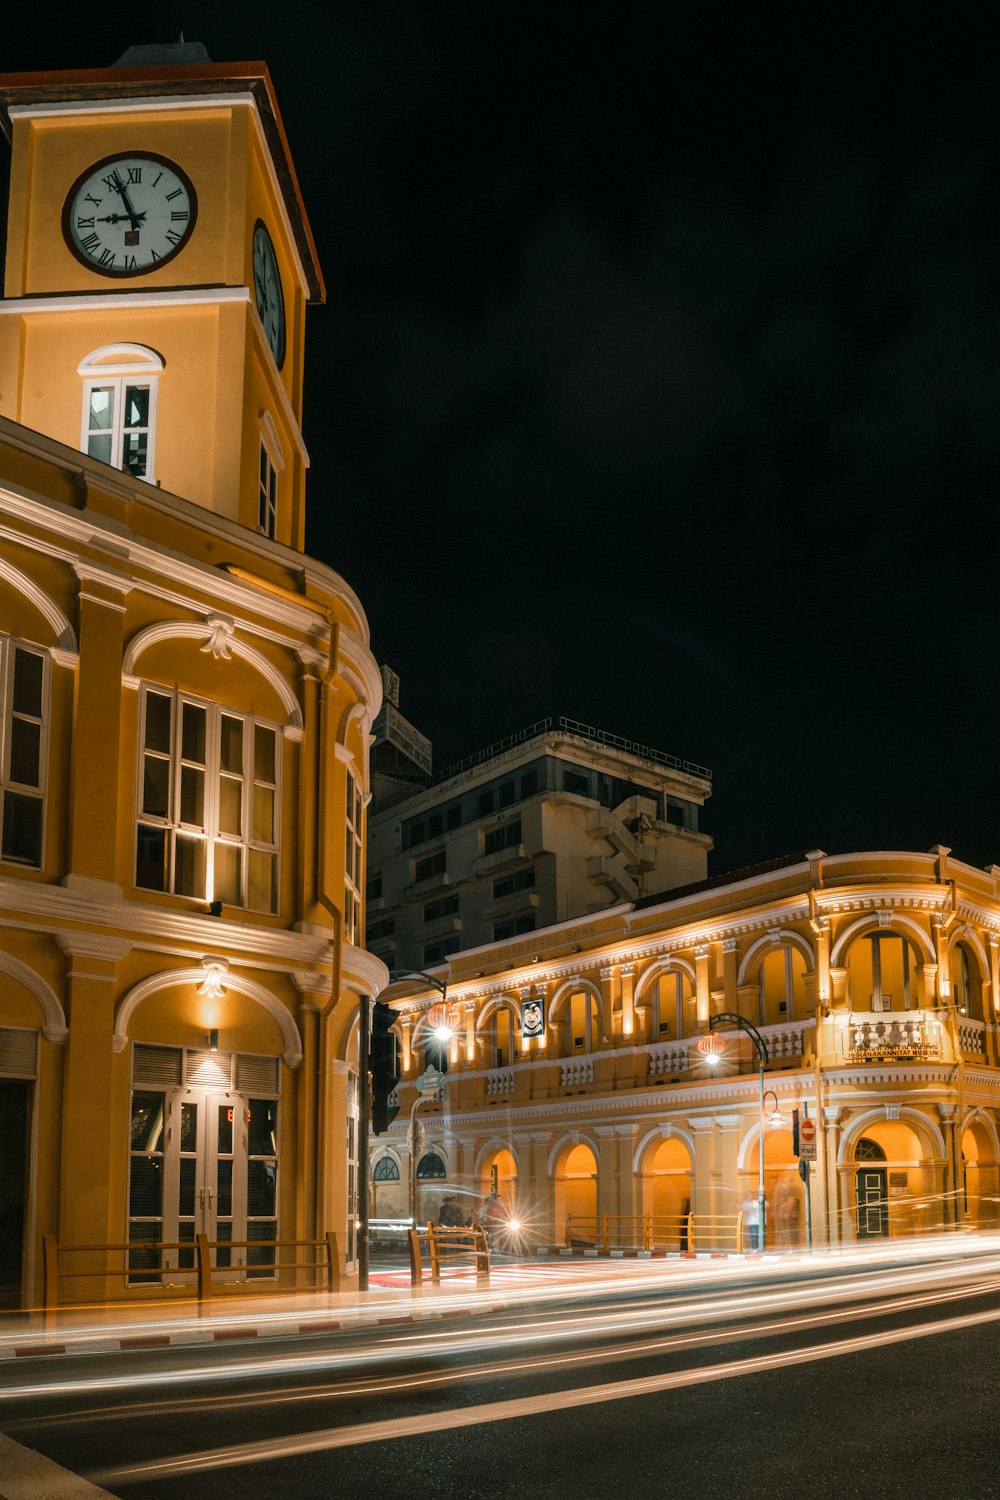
[97, 211, 147, 225]
[110, 173, 143, 230]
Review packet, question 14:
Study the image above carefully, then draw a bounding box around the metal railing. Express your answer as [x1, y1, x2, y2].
[407, 1223, 491, 1286]
[41, 1231, 341, 1312]
[432, 716, 712, 787]
[565, 1213, 744, 1254]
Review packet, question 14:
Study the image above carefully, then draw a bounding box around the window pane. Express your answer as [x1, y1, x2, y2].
[175, 833, 206, 897]
[259, 444, 268, 485]
[248, 848, 275, 912]
[180, 765, 205, 826]
[217, 1104, 234, 1157]
[213, 841, 241, 906]
[9, 720, 40, 787]
[11, 648, 43, 717]
[131, 1092, 165, 1153]
[247, 1160, 277, 1217]
[144, 693, 172, 753]
[122, 431, 148, 477]
[254, 727, 276, 784]
[87, 433, 113, 465]
[142, 754, 170, 817]
[219, 776, 242, 836]
[135, 824, 166, 890]
[181, 703, 206, 764]
[253, 785, 275, 844]
[217, 1157, 233, 1217]
[89, 386, 114, 430]
[129, 1155, 162, 1218]
[219, 716, 243, 774]
[2, 793, 42, 865]
[248, 1098, 278, 1157]
[124, 385, 149, 427]
[179, 1102, 198, 1152]
[246, 1220, 277, 1276]
[178, 1155, 196, 1216]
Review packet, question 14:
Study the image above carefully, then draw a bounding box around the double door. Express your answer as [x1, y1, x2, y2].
[129, 1086, 278, 1283]
[856, 1166, 889, 1239]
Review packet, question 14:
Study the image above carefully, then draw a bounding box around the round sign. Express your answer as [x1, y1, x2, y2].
[799, 1117, 817, 1144]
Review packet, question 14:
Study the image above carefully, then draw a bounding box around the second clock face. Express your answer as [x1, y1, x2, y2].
[62, 153, 197, 277]
[252, 221, 286, 369]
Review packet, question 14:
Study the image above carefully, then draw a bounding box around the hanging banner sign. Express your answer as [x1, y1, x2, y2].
[521, 998, 545, 1039]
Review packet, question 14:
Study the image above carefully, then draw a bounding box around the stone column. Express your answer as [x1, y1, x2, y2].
[57, 934, 129, 1298]
[823, 1105, 843, 1246]
[689, 1117, 716, 1230]
[70, 563, 130, 887]
[713, 1113, 742, 1235]
[695, 947, 711, 1027]
[619, 964, 636, 1041]
[721, 940, 739, 1011]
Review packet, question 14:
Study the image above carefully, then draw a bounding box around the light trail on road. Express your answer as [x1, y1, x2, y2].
[89, 1293, 1000, 1486]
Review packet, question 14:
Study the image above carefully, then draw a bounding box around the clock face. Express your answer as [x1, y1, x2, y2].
[62, 153, 197, 277]
[252, 221, 286, 368]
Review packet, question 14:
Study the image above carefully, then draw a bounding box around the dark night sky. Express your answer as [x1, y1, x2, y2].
[4, 9, 998, 874]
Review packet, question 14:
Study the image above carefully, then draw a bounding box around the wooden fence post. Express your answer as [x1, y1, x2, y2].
[602, 1214, 610, 1254]
[325, 1231, 340, 1293]
[42, 1234, 59, 1322]
[196, 1234, 211, 1303]
[407, 1228, 423, 1288]
[475, 1228, 490, 1284]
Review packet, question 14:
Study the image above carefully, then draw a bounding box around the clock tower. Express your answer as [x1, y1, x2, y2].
[0, 42, 324, 546]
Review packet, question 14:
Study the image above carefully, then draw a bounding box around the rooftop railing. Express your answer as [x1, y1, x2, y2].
[432, 715, 712, 787]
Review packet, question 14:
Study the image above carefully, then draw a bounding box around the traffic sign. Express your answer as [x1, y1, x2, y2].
[799, 1115, 818, 1161]
[416, 1066, 445, 1095]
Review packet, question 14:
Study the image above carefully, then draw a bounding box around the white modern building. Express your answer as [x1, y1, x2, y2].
[367, 709, 713, 974]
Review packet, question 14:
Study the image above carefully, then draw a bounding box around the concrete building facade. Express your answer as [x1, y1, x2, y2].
[368, 715, 713, 975]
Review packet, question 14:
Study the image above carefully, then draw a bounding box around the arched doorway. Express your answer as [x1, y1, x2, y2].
[371, 1155, 404, 1220]
[553, 1142, 597, 1245]
[480, 1147, 517, 1211]
[853, 1120, 934, 1239]
[747, 1128, 803, 1248]
[641, 1136, 692, 1248]
[962, 1118, 999, 1228]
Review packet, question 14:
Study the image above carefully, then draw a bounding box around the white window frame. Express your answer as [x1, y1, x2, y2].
[78, 344, 163, 483]
[344, 765, 363, 946]
[258, 410, 286, 540]
[0, 634, 49, 869]
[135, 685, 281, 912]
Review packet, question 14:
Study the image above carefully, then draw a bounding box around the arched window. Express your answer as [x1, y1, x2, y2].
[488, 1004, 520, 1067]
[846, 932, 919, 1012]
[78, 344, 163, 481]
[649, 970, 695, 1038]
[416, 1151, 446, 1180]
[373, 1156, 400, 1182]
[952, 942, 984, 1020]
[566, 989, 600, 1055]
[758, 945, 808, 1025]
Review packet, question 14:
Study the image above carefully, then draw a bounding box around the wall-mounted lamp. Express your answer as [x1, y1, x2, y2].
[208, 1028, 219, 1052]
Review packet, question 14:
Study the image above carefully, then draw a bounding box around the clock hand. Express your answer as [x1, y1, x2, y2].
[97, 211, 147, 225]
[110, 172, 143, 231]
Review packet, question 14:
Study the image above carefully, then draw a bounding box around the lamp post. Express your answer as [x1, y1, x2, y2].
[702, 1012, 771, 1253]
[381, 970, 452, 1232]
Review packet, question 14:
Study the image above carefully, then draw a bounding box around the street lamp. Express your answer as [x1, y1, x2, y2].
[383, 970, 453, 1231]
[700, 1012, 771, 1253]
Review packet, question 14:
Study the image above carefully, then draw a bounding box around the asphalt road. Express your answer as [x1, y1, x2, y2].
[4, 1245, 1000, 1500]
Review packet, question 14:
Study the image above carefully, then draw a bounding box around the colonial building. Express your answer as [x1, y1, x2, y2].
[368, 706, 713, 974]
[0, 45, 383, 1307]
[373, 847, 1000, 1250]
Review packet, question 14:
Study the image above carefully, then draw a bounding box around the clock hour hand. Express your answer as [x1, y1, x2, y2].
[97, 211, 147, 225]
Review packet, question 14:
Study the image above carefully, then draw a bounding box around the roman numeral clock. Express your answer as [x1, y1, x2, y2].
[61, 152, 197, 275]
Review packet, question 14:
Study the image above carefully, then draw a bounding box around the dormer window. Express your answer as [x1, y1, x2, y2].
[78, 344, 163, 481]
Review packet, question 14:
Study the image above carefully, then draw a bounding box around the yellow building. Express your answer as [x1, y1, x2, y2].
[377, 847, 1000, 1252]
[0, 45, 384, 1308]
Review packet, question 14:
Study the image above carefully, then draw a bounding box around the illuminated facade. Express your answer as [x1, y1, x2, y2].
[374, 847, 1000, 1249]
[0, 46, 384, 1307]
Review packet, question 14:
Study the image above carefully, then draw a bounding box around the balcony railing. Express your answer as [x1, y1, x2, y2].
[842, 1011, 943, 1062]
[485, 1067, 516, 1097]
[561, 1059, 595, 1087]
